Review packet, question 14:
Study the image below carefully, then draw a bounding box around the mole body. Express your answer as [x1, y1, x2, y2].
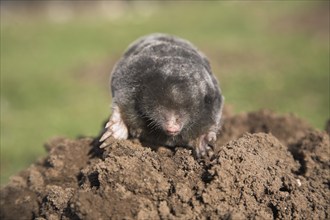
[100, 33, 224, 158]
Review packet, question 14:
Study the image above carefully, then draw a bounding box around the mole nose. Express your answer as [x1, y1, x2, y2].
[165, 124, 181, 136]
[164, 113, 181, 136]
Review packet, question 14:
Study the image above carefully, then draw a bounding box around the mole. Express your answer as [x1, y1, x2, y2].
[99, 33, 224, 158]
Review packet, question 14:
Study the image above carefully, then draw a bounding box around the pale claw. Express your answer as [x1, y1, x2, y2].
[99, 140, 110, 149]
[99, 130, 112, 142]
[99, 104, 128, 148]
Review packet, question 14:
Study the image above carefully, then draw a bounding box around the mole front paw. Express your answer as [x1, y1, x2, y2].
[195, 132, 216, 159]
[99, 105, 128, 148]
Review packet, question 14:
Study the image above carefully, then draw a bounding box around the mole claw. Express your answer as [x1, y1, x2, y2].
[99, 141, 109, 149]
[99, 130, 112, 142]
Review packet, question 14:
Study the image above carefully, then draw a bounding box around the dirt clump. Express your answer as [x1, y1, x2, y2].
[1, 109, 329, 220]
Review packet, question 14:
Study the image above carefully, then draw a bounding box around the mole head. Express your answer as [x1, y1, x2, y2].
[140, 78, 194, 136]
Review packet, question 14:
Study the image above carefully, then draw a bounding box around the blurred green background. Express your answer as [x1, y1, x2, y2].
[1, 1, 329, 185]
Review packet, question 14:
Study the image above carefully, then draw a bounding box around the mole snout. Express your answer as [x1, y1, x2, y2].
[163, 112, 182, 136]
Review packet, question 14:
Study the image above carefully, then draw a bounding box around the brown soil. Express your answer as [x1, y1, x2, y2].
[1, 109, 329, 220]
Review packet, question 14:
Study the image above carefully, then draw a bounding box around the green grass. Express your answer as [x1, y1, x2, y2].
[1, 1, 329, 185]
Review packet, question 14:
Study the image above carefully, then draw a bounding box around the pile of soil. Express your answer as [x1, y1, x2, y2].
[1, 109, 329, 220]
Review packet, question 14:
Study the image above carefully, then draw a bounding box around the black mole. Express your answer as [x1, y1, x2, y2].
[100, 33, 224, 158]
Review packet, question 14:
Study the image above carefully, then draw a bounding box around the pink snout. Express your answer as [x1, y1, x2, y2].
[164, 123, 181, 136]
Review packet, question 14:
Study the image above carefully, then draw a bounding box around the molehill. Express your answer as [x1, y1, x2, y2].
[1, 109, 329, 220]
